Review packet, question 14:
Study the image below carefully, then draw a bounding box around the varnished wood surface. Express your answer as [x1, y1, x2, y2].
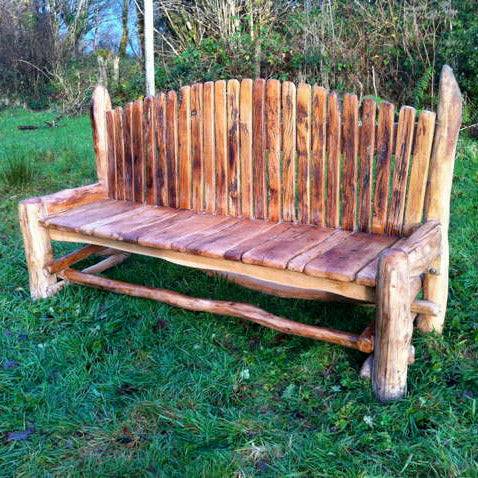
[43, 199, 403, 286]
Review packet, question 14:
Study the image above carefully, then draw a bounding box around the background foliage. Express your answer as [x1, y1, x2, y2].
[0, 0, 477, 124]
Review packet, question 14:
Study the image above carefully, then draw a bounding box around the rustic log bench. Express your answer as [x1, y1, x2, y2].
[19, 65, 462, 401]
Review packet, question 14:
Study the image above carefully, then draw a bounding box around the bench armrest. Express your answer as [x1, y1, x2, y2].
[399, 221, 442, 277]
[20, 183, 107, 217]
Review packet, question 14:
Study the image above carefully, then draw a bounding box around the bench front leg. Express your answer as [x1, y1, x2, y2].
[372, 249, 413, 402]
[19, 199, 58, 299]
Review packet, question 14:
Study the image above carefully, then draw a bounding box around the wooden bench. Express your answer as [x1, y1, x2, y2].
[19, 65, 462, 401]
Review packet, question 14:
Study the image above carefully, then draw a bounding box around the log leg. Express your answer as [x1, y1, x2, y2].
[18, 199, 58, 299]
[372, 249, 414, 402]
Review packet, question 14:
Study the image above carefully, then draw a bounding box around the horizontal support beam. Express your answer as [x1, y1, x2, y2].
[58, 268, 374, 353]
[82, 253, 130, 274]
[48, 228, 375, 302]
[47, 244, 106, 273]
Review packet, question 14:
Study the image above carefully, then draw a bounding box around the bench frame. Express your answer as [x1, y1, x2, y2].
[19, 66, 462, 402]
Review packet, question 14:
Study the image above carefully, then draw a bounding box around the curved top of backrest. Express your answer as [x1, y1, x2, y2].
[102, 78, 441, 236]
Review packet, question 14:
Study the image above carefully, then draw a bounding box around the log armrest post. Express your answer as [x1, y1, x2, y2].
[372, 248, 413, 402]
[419, 65, 462, 333]
[19, 199, 58, 299]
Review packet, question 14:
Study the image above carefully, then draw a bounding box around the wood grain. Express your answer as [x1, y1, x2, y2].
[341, 94, 359, 230]
[403, 110, 436, 234]
[266, 79, 281, 221]
[191, 83, 204, 211]
[113, 108, 125, 201]
[215, 80, 228, 215]
[296, 83, 311, 223]
[371, 102, 395, 234]
[386, 106, 416, 236]
[281, 81, 296, 222]
[227, 79, 240, 216]
[178, 86, 192, 209]
[166, 91, 178, 207]
[203, 81, 216, 213]
[326, 92, 341, 227]
[123, 102, 134, 201]
[154, 93, 168, 206]
[357, 98, 376, 232]
[105, 110, 116, 199]
[132, 99, 144, 203]
[252, 79, 266, 219]
[143, 96, 156, 205]
[240, 79, 253, 218]
[310, 85, 327, 226]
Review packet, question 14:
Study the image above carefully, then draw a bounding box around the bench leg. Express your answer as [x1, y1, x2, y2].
[372, 249, 413, 402]
[19, 200, 58, 299]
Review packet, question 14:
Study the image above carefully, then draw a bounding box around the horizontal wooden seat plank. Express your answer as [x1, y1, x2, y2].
[186, 219, 278, 258]
[42, 200, 139, 232]
[43, 199, 403, 286]
[242, 225, 336, 269]
[138, 213, 236, 250]
[304, 232, 398, 282]
[287, 230, 351, 273]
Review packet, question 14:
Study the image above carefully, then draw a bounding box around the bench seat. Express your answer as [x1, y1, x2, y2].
[42, 199, 400, 286]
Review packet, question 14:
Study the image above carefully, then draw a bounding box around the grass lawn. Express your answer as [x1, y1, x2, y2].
[0, 108, 477, 477]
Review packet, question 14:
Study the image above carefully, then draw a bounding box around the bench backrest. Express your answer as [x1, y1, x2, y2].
[95, 71, 461, 238]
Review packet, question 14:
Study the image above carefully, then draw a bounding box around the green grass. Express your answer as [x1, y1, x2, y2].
[0, 108, 477, 477]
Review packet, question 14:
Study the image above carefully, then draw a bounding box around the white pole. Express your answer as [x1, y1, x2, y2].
[144, 0, 155, 96]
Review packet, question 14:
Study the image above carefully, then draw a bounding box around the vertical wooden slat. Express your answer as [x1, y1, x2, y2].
[114, 108, 125, 201]
[310, 85, 327, 226]
[106, 110, 116, 199]
[371, 102, 395, 234]
[357, 98, 376, 232]
[191, 83, 204, 212]
[227, 79, 240, 216]
[166, 91, 178, 208]
[296, 83, 311, 223]
[326, 92, 341, 228]
[403, 111, 436, 234]
[215, 80, 228, 215]
[341, 94, 359, 230]
[281, 81, 296, 223]
[266, 79, 281, 222]
[252, 79, 266, 219]
[240, 79, 253, 218]
[386, 106, 416, 236]
[178, 86, 192, 209]
[143, 96, 156, 205]
[123, 102, 134, 201]
[132, 99, 144, 203]
[154, 93, 168, 206]
[203, 82, 215, 213]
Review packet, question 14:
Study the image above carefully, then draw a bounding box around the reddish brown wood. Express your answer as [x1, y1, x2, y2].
[47, 245, 105, 273]
[310, 85, 327, 226]
[114, 108, 125, 201]
[215, 80, 228, 215]
[227, 79, 240, 216]
[252, 79, 266, 219]
[132, 99, 144, 203]
[371, 102, 395, 234]
[123, 102, 134, 201]
[387, 106, 416, 236]
[341, 94, 359, 230]
[166, 91, 178, 207]
[281, 81, 296, 222]
[154, 93, 168, 206]
[326, 92, 341, 228]
[143, 96, 156, 205]
[178, 85, 192, 209]
[240, 79, 253, 218]
[203, 81, 216, 214]
[191, 83, 204, 211]
[357, 98, 376, 232]
[296, 83, 311, 223]
[106, 110, 116, 199]
[266, 79, 282, 221]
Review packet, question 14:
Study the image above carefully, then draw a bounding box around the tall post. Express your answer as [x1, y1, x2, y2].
[418, 65, 462, 333]
[144, 0, 155, 96]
